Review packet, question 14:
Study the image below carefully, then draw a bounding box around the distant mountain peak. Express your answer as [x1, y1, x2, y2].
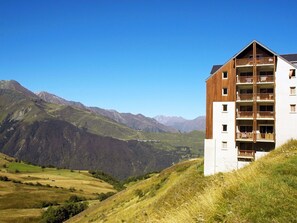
[0, 80, 39, 99]
[154, 115, 205, 133]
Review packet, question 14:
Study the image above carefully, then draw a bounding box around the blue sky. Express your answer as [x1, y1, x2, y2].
[1, 0, 297, 119]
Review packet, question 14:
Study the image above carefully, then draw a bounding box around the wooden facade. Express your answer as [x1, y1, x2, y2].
[205, 59, 236, 139]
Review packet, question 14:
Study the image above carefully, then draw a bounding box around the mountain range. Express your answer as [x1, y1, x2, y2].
[154, 115, 205, 132]
[0, 80, 204, 179]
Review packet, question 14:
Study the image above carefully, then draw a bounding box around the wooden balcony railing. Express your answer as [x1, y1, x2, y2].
[237, 93, 253, 101]
[256, 93, 274, 100]
[237, 111, 253, 118]
[236, 58, 253, 66]
[238, 150, 255, 158]
[256, 133, 275, 141]
[257, 111, 274, 118]
[257, 75, 274, 83]
[236, 132, 254, 140]
[256, 57, 274, 65]
[236, 57, 274, 66]
[237, 76, 254, 84]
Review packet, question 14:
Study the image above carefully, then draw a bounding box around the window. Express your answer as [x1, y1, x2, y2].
[289, 69, 296, 79]
[290, 104, 296, 113]
[222, 88, 228, 96]
[222, 71, 228, 79]
[222, 124, 228, 132]
[290, 87, 296, 95]
[222, 104, 228, 112]
[222, 141, 228, 149]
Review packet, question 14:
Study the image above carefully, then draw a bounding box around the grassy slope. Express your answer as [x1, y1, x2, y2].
[0, 153, 116, 223]
[68, 140, 297, 223]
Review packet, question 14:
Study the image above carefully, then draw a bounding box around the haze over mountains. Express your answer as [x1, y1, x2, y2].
[0, 80, 204, 180]
[155, 115, 205, 132]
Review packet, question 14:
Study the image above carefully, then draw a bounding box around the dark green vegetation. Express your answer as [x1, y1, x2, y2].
[41, 198, 88, 223]
[67, 140, 297, 223]
[0, 80, 204, 180]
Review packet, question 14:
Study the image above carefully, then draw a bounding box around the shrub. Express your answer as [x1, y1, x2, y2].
[41, 202, 88, 223]
[97, 192, 116, 201]
[67, 195, 86, 203]
[0, 176, 9, 181]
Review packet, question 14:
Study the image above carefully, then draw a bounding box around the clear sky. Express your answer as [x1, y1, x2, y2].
[1, 0, 297, 119]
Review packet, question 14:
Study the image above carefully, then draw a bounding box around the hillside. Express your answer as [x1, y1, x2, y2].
[0, 153, 116, 223]
[68, 140, 297, 223]
[0, 80, 203, 179]
[155, 115, 206, 132]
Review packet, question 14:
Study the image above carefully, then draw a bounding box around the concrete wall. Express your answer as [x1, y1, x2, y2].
[275, 57, 297, 147]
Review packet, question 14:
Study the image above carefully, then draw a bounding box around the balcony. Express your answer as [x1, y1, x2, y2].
[237, 76, 253, 84]
[257, 111, 274, 119]
[256, 57, 274, 65]
[256, 93, 274, 101]
[236, 57, 274, 67]
[237, 93, 253, 101]
[257, 75, 274, 83]
[237, 111, 253, 119]
[236, 58, 253, 66]
[236, 132, 253, 141]
[256, 133, 275, 141]
[238, 149, 255, 159]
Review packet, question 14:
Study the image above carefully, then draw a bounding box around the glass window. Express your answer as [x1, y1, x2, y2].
[222, 88, 228, 96]
[222, 71, 228, 79]
[290, 87, 296, 95]
[222, 124, 228, 132]
[223, 104, 228, 112]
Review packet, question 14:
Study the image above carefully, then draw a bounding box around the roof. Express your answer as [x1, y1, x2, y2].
[210, 65, 222, 74]
[207, 40, 297, 79]
[280, 54, 297, 62]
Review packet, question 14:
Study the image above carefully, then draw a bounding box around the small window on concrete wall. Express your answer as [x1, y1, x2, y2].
[289, 69, 296, 79]
[222, 141, 228, 149]
[290, 87, 296, 95]
[222, 71, 228, 79]
[222, 104, 228, 112]
[222, 124, 228, 132]
[222, 88, 228, 96]
[290, 104, 296, 113]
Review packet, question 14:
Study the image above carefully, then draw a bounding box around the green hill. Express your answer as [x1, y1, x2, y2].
[67, 140, 297, 223]
[0, 153, 116, 223]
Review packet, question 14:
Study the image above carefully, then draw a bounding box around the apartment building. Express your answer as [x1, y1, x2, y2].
[204, 40, 297, 176]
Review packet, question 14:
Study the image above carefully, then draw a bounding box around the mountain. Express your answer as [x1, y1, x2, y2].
[37, 91, 86, 110]
[154, 115, 206, 132]
[67, 140, 297, 223]
[0, 80, 191, 180]
[89, 107, 178, 133]
[36, 91, 177, 133]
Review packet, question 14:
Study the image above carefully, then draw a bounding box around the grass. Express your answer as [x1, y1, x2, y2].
[0, 154, 117, 222]
[67, 140, 297, 223]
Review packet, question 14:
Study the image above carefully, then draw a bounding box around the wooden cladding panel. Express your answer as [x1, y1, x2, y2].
[206, 60, 236, 139]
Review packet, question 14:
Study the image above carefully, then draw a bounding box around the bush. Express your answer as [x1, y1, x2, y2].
[67, 195, 86, 203]
[41, 202, 88, 223]
[89, 170, 124, 191]
[97, 192, 116, 201]
[0, 176, 10, 181]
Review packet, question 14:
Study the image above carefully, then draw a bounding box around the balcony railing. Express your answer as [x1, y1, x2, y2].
[256, 57, 274, 65]
[257, 111, 274, 119]
[238, 150, 255, 159]
[257, 75, 274, 83]
[256, 133, 275, 141]
[237, 111, 253, 118]
[236, 57, 274, 66]
[236, 132, 253, 140]
[236, 58, 253, 66]
[237, 93, 253, 101]
[237, 76, 253, 84]
[256, 93, 274, 101]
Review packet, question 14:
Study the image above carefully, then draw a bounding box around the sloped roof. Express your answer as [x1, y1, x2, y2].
[280, 54, 297, 62]
[210, 65, 222, 74]
[207, 40, 297, 80]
